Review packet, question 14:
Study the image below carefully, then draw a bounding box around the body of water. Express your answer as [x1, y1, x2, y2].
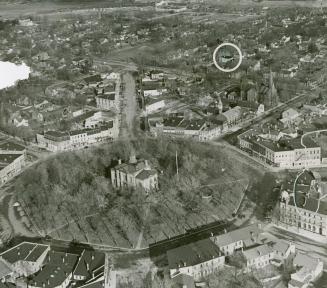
[0, 61, 30, 90]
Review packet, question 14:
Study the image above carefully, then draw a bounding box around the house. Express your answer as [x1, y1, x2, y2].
[73, 250, 105, 282]
[288, 254, 323, 288]
[0, 153, 25, 185]
[145, 98, 165, 114]
[12, 117, 29, 128]
[154, 117, 207, 140]
[172, 273, 195, 288]
[239, 133, 321, 169]
[37, 124, 117, 152]
[142, 80, 167, 98]
[217, 106, 243, 126]
[96, 93, 115, 110]
[167, 239, 225, 281]
[111, 156, 158, 191]
[270, 240, 295, 263]
[211, 223, 263, 256]
[280, 108, 301, 127]
[29, 251, 79, 288]
[0, 242, 50, 278]
[199, 123, 223, 141]
[243, 244, 275, 270]
[84, 111, 118, 136]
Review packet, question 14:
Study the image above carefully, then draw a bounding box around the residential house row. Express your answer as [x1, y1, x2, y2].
[0, 141, 26, 185]
[166, 223, 323, 288]
[0, 242, 106, 288]
[36, 110, 119, 152]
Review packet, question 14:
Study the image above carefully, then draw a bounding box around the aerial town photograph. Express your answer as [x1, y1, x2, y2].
[0, 0, 327, 287]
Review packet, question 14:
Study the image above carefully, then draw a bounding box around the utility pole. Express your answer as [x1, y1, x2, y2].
[176, 150, 179, 176]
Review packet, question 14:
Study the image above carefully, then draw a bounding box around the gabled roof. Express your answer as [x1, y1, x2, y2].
[135, 169, 157, 180]
[213, 224, 262, 247]
[243, 244, 274, 261]
[114, 159, 147, 174]
[270, 240, 292, 254]
[167, 239, 222, 270]
[31, 251, 79, 288]
[73, 250, 105, 279]
[0, 242, 49, 264]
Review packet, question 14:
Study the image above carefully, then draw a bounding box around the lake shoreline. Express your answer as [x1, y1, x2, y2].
[0, 61, 31, 90]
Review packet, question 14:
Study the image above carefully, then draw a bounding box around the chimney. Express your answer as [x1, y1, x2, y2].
[144, 160, 150, 170]
[87, 262, 90, 271]
[129, 154, 137, 164]
[118, 159, 122, 165]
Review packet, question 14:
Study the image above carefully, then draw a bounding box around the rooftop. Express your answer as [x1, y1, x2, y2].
[245, 135, 319, 153]
[31, 251, 79, 288]
[289, 195, 327, 215]
[0, 141, 25, 152]
[0, 154, 23, 171]
[214, 223, 262, 248]
[167, 239, 222, 270]
[135, 169, 157, 180]
[96, 93, 115, 100]
[0, 242, 49, 264]
[79, 279, 104, 288]
[243, 244, 274, 261]
[73, 250, 105, 279]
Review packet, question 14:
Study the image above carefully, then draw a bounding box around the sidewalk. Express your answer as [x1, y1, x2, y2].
[272, 223, 327, 244]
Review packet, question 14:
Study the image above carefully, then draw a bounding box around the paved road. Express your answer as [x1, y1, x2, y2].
[120, 73, 138, 139]
[266, 225, 327, 264]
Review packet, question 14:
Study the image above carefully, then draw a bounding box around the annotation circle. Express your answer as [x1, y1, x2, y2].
[213, 43, 243, 73]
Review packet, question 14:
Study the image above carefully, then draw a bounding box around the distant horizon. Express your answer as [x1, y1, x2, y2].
[0, 61, 30, 90]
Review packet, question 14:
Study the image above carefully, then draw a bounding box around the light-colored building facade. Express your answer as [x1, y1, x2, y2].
[0, 154, 25, 185]
[111, 156, 158, 191]
[95, 77, 120, 111]
[37, 123, 118, 153]
[145, 99, 165, 114]
[239, 133, 321, 168]
[211, 224, 263, 256]
[0, 242, 49, 279]
[167, 239, 225, 281]
[280, 191, 327, 238]
[288, 254, 323, 288]
[28, 251, 79, 288]
[243, 244, 275, 270]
